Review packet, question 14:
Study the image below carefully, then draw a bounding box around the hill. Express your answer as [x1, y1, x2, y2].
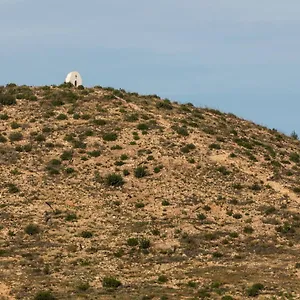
[0, 83, 300, 299]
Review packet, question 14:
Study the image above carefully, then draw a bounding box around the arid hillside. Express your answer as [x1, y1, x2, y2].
[1, 83, 300, 300]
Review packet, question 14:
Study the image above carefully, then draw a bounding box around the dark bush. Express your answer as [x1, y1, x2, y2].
[134, 166, 147, 178]
[0, 113, 9, 120]
[125, 113, 139, 122]
[247, 283, 264, 297]
[9, 132, 23, 142]
[137, 123, 149, 131]
[102, 277, 122, 288]
[156, 99, 173, 110]
[139, 238, 150, 249]
[88, 150, 101, 157]
[35, 134, 46, 142]
[93, 119, 107, 125]
[158, 275, 168, 283]
[127, 237, 139, 247]
[60, 151, 73, 161]
[25, 223, 40, 235]
[0, 134, 7, 143]
[217, 166, 230, 175]
[105, 173, 124, 187]
[56, 113, 68, 120]
[7, 183, 19, 193]
[77, 282, 90, 291]
[243, 226, 254, 234]
[0, 93, 16, 105]
[34, 291, 56, 300]
[65, 213, 77, 222]
[80, 231, 93, 238]
[103, 132, 118, 141]
[209, 143, 221, 150]
[173, 126, 189, 136]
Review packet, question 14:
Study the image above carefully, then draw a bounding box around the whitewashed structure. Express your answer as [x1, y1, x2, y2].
[65, 71, 83, 87]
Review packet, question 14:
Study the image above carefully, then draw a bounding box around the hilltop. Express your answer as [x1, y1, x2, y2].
[1, 83, 300, 299]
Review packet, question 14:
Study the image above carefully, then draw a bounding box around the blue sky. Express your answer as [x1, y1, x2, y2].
[1, 1, 300, 134]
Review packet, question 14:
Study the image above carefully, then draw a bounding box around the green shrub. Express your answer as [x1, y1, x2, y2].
[276, 222, 295, 234]
[234, 138, 253, 149]
[61, 151, 73, 161]
[105, 173, 124, 187]
[264, 206, 276, 215]
[9, 132, 23, 142]
[65, 213, 77, 222]
[77, 282, 90, 291]
[181, 143, 196, 153]
[111, 145, 123, 150]
[0, 113, 9, 120]
[127, 237, 139, 247]
[0, 93, 16, 105]
[125, 113, 139, 122]
[243, 226, 254, 234]
[123, 169, 130, 176]
[197, 213, 206, 221]
[46, 159, 61, 175]
[120, 154, 128, 160]
[0, 134, 7, 143]
[35, 134, 46, 142]
[135, 202, 145, 208]
[221, 296, 234, 300]
[139, 238, 151, 249]
[229, 232, 239, 238]
[247, 283, 264, 297]
[88, 150, 101, 157]
[84, 129, 94, 136]
[293, 187, 300, 193]
[65, 167, 75, 174]
[217, 166, 230, 175]
[56, 113, 68, 120]
[34, 291, 56, 300]
[93, 119, 107, 125]
[187, 281, 197, 288]
[173, 125, 189, 136]
[102, 277, 122, 288]
[233, 213, 242, 219]
[25, 223, 40, 235]
[137, 123, 149, 131]
[212, 251, 223, 258]
[80, 231, 93, 238]
[291, 130, 298, 140]
[11, 121, 21, 129]
[72, 140, 86, 149]
[156, 100, 173, 110]
[158, 275, 168, 283]
[7, 183, 19, 193]
[103, 132, 118, 141]
[154, 166, 162, 173]
[134, 166, 147, 178]
[161, 200, 170, 206]
[250, 183, 262, 191]
[23, 144, 32, 152]
[209, 143, 221, 150]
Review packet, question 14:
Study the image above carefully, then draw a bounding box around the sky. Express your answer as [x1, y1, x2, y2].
[1, 0, 300, 134]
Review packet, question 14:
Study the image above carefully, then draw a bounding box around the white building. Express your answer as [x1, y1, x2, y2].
[65, 71, 83, 87]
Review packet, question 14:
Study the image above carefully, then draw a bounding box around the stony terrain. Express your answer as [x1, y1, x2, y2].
[1, 83, 300, 299]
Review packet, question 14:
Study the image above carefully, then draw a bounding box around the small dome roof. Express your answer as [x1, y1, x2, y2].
[65, 71, 83, 87]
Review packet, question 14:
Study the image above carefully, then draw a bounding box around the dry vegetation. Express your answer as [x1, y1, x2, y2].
[1, 83, 300, 299]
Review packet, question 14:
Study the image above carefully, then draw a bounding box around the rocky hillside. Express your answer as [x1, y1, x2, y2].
[1, 83, 300, 300]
